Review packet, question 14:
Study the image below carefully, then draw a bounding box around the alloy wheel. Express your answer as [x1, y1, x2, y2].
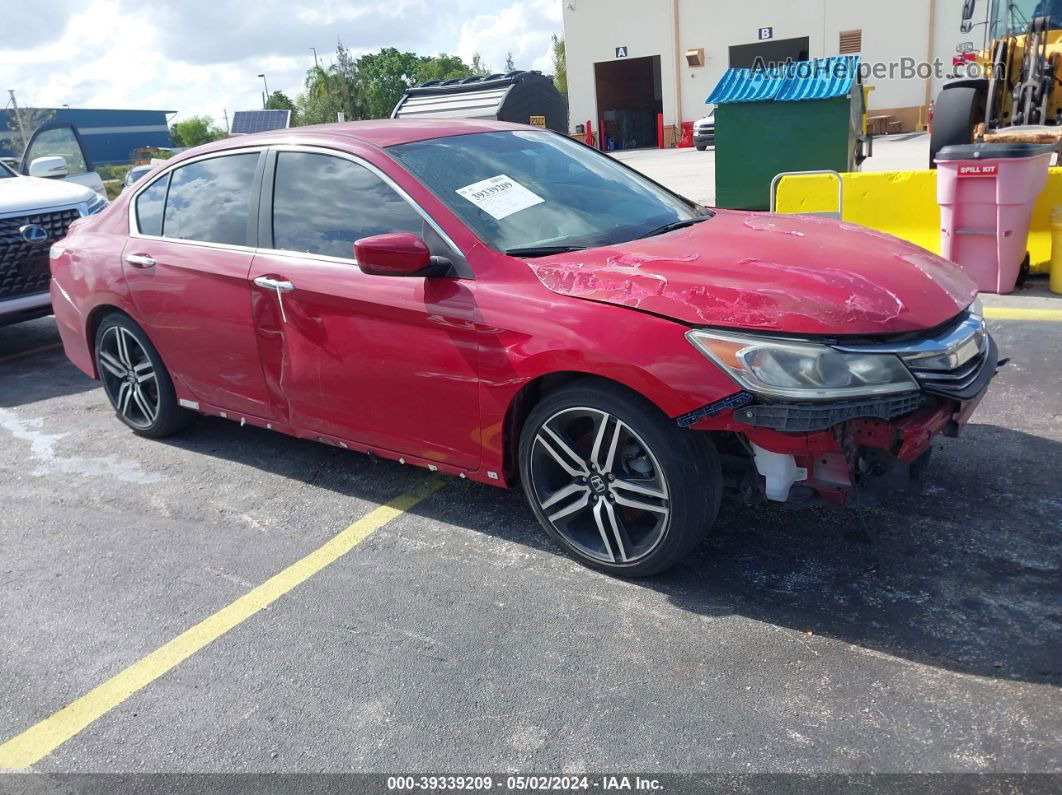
[97, 325, 160, 430]
[529, 407, 671, 565]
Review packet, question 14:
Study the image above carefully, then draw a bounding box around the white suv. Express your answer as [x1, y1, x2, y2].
[0, 157, 106, 326]
[694, 109, 715, 151]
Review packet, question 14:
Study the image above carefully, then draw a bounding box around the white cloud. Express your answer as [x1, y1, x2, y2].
[456, 0, 561, 74]
[3, 0, 562, 124]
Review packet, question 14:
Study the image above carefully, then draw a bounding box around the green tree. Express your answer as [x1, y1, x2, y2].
[169, 115, 227, 148]
[504, 51, 516, 72]
[296, 42, 364, 125]
[355, 48, 423, 119]
[265, 90, 296, 112]
[418, 53, 477, 83]
[296, 73, 345, 126]
[330, 42, 364, 119]
[552, 35, 567, 98]
[293, 44, 484, 123]
[1, 106, 54, 157]
[469, 52, 491, 76]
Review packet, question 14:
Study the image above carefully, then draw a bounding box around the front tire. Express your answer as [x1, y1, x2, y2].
[929, 87, 980, 168]
[518, 381, 721, 577]
[94, 313, 193, 438]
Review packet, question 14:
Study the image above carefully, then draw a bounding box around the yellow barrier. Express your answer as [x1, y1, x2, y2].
[774, 168, 1062, 274]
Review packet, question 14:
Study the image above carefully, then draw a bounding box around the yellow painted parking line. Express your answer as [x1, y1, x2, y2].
[0, 343, 62, 364]
[983, 307, 1062, 321]
[0, 475, 446, 770]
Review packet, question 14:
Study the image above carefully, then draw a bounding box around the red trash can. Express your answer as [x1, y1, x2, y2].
[677, 121, 694, 148]
[935, 142, 1054, 294]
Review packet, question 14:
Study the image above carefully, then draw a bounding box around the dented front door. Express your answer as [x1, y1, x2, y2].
[249, 148, 481, 470]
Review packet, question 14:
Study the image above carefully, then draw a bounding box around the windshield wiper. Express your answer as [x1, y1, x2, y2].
[505, 245, 587, 258]
[637, 215, 713, 240]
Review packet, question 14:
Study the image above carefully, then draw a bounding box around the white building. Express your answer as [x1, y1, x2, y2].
[562, 0, 969, 146]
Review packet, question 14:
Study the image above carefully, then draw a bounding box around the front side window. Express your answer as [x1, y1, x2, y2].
[271, 152, 423, 259]
[25, 126, 88, 175]
[135, 174, 169, 236]
[388, 130, 703, 254]
[163, 153, 260, 246]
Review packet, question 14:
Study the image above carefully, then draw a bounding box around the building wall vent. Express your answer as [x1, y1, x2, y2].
[839, 30, 862, 55]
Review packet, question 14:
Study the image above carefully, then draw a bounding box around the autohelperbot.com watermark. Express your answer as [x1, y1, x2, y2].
[749, 56, 986, 82]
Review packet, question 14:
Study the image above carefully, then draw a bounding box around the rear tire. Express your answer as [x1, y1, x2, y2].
[94, 313, 194, 438]
[695, 142, 708, 151]
[518, 380, 721, 577]
[929, 87, 980, 168]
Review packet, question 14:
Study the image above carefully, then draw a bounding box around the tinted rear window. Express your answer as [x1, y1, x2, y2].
[135, 175, 169, 237]
[163, 153, 260, 246]
[271, 152, 423, 259]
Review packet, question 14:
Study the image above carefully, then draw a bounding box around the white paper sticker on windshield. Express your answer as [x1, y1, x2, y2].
[455, 174, 544, 220]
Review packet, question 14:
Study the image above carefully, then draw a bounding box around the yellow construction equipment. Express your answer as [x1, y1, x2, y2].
[930, 1, 1062, 165]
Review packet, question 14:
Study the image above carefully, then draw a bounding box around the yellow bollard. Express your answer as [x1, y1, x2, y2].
[1052, 207, 1062, 294]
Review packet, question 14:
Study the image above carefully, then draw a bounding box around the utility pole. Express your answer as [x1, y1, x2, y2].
[223, 109, 230, 133]
[7, 89, 27, 152]
[310, 47, 319, 68]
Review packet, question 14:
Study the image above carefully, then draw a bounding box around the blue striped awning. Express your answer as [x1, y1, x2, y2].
[707, 56, 860, 105]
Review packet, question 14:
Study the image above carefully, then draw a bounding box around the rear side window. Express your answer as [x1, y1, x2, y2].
[271, 152, 423, 259]
[135, 175, 168, 237]
[163, 153, 260, 246]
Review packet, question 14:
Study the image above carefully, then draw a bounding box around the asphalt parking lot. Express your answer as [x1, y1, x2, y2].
[613, 133, 933, 205]
[1, 290, 1061, 774]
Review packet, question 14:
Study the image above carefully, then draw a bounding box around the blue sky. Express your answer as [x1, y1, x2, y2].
[4, 0, 562, 126]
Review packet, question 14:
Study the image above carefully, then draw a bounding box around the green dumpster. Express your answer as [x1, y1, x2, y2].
[707, 56, 869, 211]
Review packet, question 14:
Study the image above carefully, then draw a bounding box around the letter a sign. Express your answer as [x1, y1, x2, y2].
[616, 46, 628, 58]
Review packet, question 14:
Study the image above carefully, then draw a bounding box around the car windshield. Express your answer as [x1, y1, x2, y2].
[388, 130, 707, 254]
[989, 0, 1062, 37]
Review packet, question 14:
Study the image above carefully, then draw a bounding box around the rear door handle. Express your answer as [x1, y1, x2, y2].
[253, 276, 294, 292]
[124, 254, 156, 268]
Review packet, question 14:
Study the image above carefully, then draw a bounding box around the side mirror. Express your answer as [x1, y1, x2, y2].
[961, 0, 976, 21]
[28, 155, 69, 179]
[354, 233, 451, 277]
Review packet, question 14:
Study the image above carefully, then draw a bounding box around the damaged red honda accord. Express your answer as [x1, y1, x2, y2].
[50, 120, 998, 576]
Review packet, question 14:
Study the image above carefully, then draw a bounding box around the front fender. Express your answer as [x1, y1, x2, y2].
[474, 290, 741, 482]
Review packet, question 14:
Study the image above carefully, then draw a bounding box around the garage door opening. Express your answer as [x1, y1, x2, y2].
[594, 55, 662, 150]
[729, 36, 810, 70]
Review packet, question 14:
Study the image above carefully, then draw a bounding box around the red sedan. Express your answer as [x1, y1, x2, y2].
[50, 120, 997, 576]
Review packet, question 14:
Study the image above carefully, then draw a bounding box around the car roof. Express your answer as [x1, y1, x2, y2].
[188, 118, 535, 158]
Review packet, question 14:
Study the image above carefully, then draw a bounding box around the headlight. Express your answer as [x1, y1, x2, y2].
[686, 329, 918, 400]
[83, 193, 108, 216]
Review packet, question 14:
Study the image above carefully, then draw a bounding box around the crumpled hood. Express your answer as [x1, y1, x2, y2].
[526, 210, 978, 336]
[0, 174, 96, 214]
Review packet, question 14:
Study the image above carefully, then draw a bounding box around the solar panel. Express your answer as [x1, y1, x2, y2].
[230, 109, 291, 134]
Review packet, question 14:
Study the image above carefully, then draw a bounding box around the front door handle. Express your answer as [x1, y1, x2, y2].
[253, 275, 294, 292]
[124, 254, 156, 269]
